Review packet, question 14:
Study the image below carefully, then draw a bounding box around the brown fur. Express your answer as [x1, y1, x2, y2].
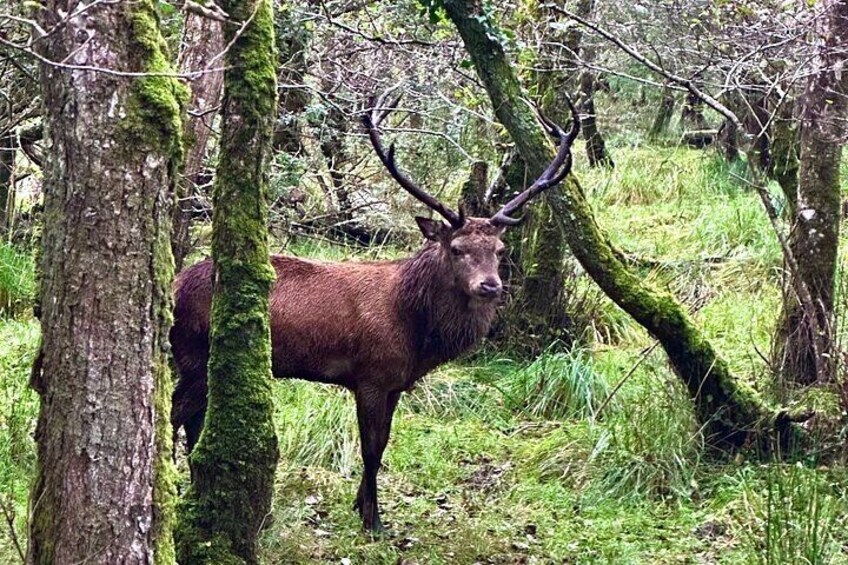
[171, 218, 505, 531]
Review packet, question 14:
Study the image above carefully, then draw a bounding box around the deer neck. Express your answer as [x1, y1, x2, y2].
[399, 244, 497, 368]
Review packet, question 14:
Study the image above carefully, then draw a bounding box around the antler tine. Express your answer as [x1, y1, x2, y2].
[362, 94, 464, 228]
[491, 98, 581, 227]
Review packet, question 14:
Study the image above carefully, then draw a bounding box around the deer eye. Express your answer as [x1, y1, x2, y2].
[451, 246, 464, 257]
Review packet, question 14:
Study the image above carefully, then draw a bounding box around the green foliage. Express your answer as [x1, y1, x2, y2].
[275, 382, 359, 475]
[0, 243, 35, 316]
[0, 319, 39, 561]
[587, 363, 704, 501]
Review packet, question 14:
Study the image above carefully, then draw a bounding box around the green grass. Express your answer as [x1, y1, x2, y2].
[0, 243, 36, 317]
[4, 145, 848, 563]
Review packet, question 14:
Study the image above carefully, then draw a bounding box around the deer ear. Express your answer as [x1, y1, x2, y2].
[415, 216, 450, 241]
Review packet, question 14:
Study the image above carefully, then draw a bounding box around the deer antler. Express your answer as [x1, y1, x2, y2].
[490, 97, 581, 227]
[363, 93, 465, 229]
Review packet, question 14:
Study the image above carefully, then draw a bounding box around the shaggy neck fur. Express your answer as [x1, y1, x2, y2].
[398, 242, 498, 368]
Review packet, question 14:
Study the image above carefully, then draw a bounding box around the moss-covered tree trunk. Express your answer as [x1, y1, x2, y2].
[443, 0, 790, 446]
[173, 12, 225, 271]
[28, 1, 184, 562]
[174, 0, 279, 562]
[773, 0, 848, 386]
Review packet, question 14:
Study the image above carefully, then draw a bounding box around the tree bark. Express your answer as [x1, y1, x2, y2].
[0, 132, 14, 234]
[681, 91, 708, 131]
[773, 0, 848, 386]
[274, 3, 311, 154]
[768, 100, 800, 218]
[27, 1, 184, 563]
[174, 0, 279, 562]
[443, 0, 792, 446]
[649, 87, 676, 139]
[460, 160, 489, 216]
[579, 70, 614, 168]
[173, 13, 225, 272]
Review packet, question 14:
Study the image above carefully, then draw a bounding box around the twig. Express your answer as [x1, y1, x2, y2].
[0, 497, 25, 563]
[595, 342, 660, 417]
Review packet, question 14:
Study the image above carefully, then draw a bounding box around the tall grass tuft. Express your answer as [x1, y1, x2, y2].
[739, 464, 842, 564]
[496, 347, 610, 421]
[0, 243, 36, 317]
[586, 365, 703, 501]
[273, 381, 359, 476]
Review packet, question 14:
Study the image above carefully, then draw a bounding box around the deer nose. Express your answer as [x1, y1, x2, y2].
[477, 277, 502, 298]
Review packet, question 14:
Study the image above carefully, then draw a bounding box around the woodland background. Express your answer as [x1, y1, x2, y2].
[2, 0, 848, 563]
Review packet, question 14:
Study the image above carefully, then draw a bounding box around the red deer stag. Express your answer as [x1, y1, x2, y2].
[170, 95, 579, 532]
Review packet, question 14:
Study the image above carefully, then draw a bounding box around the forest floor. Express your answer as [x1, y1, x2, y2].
[3, 144, 848, 563]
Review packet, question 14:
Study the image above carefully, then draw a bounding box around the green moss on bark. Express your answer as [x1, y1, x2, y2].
[118, 2, 185, 563]
[175, 0, 279, 562]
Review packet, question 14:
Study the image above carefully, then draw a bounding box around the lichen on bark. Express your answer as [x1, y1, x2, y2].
[174, 0, 279, 562]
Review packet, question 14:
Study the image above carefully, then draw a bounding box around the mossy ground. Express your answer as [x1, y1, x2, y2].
[3, 144, 848, 563]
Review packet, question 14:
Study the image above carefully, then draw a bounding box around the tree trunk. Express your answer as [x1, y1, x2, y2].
[173, 13, 225, 272]
[27, 1, 184, 563]
[768, 99, 800, 219]
[649, 87, 676, 139]
[0, 132, 14, 235]
[579, 70, 614, 168]
[460, 161, 489, 216]
[773, 0, 848, 386]
[274, 3, 311, 154]
[174, 0, 279, 562]
[681, 91, 708, 131]
[443, 0, 793, 446]
[317, 102, 354, 217]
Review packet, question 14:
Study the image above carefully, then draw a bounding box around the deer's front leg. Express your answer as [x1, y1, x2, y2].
[353, 388, 401, 532]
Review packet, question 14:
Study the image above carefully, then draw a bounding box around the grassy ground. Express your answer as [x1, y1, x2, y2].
[3, 145, 848, 563]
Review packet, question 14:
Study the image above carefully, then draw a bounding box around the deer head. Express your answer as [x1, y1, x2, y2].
[363, 93, 579, 303]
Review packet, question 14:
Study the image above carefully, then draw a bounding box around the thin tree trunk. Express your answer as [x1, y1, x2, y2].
[681, 91, 708, 131]
[174, 13, 225, 272]
[274, 3, 311, 154]
[649, 87, 676, 139]
[27, 1, 184, 562]
[768, 100, 800, 218]
[174, 0, 279, 562]
[579, 70, 614, 168]
[773, 0, 848, 386]
[443, 0, 796, 446]
[460, 161, 489, 216]
[0, 132, 14, 235]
